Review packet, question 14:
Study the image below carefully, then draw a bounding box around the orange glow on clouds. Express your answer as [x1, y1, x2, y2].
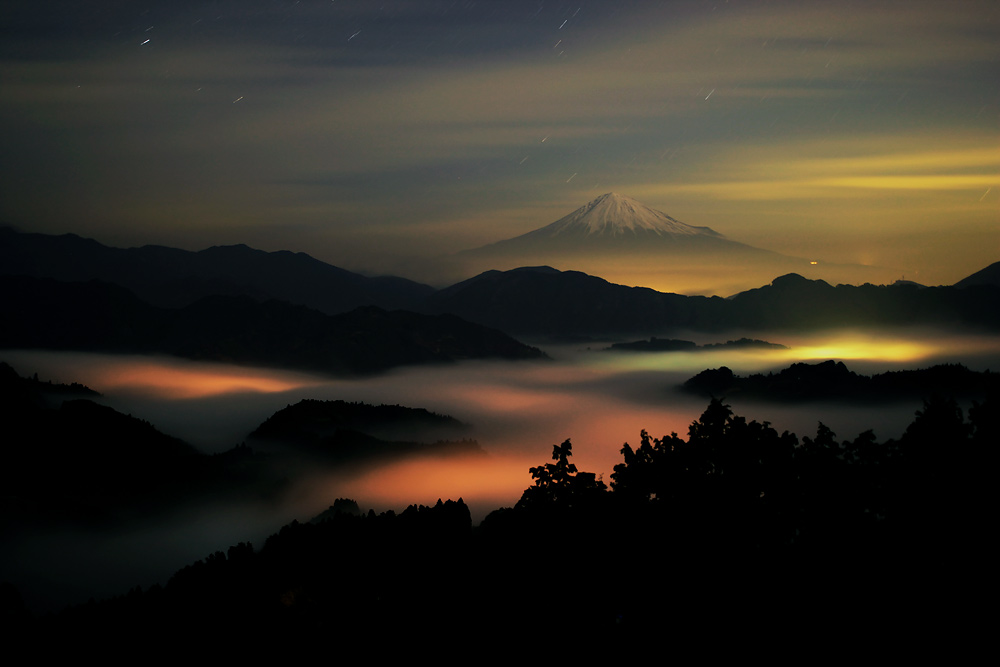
[92, 360, 322, 399]
[336, 454, 536, 511]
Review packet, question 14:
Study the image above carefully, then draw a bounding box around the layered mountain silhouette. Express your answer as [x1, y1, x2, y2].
[0, 361, 258, 525]
[0, 363, 479, 528]
[0, 227, 433, 314]
[4, 227, 998, 346]
[420, 266, 1000, 337]
[0, 275, 545, 375]
[455, 192, 895, 294]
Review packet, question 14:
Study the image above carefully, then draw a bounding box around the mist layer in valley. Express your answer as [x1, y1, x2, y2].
[3, 326, 999, 612]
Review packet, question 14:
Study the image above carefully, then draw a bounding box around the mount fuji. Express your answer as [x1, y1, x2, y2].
[455, 192, 824, 295]
[513, 192, 724, 241]
[464, 192, 742, 251]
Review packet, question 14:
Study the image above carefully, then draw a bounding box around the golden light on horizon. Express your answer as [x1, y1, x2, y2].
[777, 338, 936, 364]
[597, 331, 1000, 375]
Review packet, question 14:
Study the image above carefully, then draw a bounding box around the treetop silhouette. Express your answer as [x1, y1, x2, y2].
[515, 439, 607, 511]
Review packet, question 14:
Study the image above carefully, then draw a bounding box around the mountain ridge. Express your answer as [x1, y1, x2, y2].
[0, 227, 434, 314]
[420, 266, 1000, 337]
[4, 227, 998, 339]
[0, 274, 547, 375]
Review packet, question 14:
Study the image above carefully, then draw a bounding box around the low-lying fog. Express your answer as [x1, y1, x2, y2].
[4, 327, 1000, 611]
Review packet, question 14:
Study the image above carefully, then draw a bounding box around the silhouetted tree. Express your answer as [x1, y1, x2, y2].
[969, 395, 999, 448]
[515, 439, 607, 511]
[611, 429, 687, 504]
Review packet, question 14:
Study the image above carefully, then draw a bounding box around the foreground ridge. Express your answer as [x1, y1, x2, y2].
[18, 396, 992, 654]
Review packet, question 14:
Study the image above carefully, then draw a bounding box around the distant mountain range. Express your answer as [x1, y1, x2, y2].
[2, 228, 999, 356]
[0, 227, 433, 313]
[0, 275, 545, 375]
[419, 267, 1000, 337]
[606, 337, 787, 353]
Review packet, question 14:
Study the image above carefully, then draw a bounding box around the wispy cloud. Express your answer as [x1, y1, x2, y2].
[0, 1, 996, 284]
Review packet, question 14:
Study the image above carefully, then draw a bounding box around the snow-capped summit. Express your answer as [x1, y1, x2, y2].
[453, 192, 894, 296]
[453, 191, 819, 295]
[462, 192, 735, 256]
[526, 192, 724, 240]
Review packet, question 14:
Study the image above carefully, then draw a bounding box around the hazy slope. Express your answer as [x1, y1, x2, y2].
[954, 261, 1000, 288]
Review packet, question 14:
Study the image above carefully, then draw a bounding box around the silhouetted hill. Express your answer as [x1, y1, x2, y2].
[0, 228, 434, 313]
[682, 360, 1000, 402]
[0, 361, 99, 402]
[0, 364, 485, 530]
[0, 362, 253, 526]
[723, 273, 1000, 330]
[423, 267, 1000, 336]
[0, 275, 546, 374]
[421, 266, 727, 337]
[954, 260, 1000, 289]
[248, 399, 479, 463]
[607, 337, 786, 352]
[608, 337, 698, 352]
[251, 399, 466, 441]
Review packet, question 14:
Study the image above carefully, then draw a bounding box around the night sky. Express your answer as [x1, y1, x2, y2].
[2, 0, 997, 287]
